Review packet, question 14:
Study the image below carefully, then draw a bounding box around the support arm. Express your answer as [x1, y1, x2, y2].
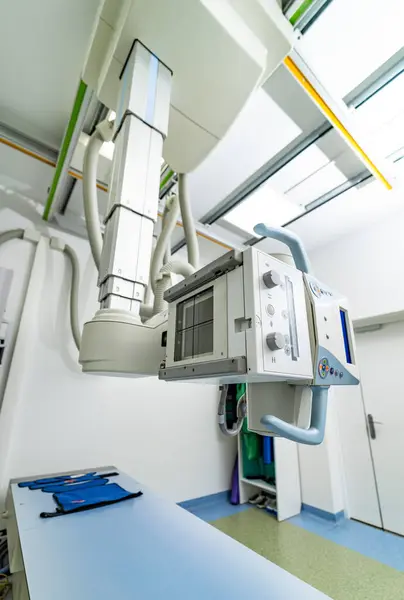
[260, 386, 329, 445]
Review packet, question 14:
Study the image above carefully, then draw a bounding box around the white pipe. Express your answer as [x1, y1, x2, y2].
[152, 261, 196, 316]
[150, 195, 180, 293]
[178, 173, 199, 269]
[153, 274, 171, 315]
[160, 260, 195, 278]
[0, 230, 24, 245]
[83, 130, 104, 270]
[144, 235, 157, 309]
[0, 230, 82, 352]
[162, 204, 171, 265]
[63, 244, 81, 351]
[140, 303, 154, 319]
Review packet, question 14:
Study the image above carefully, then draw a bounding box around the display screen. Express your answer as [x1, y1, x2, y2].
[339, 308, 353, 364]
[174, 287, 214, 362]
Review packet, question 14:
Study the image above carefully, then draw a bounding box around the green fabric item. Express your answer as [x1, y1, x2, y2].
[241, 385, 276, 479]
[241, 420, 260, 462]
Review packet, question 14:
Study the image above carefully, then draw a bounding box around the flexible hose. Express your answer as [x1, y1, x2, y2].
[159, 260, 195, 278]
[83, 130, 104, 270]
[0, 229, 24, 245]
[217, 385, 247, 437]
[178, 173, 199, 269]
[0, 230, 81, 351]
[63, 244, 81, 351]
[153, 274, 172, 315]
[150, 194, 180, 293]
[144, 236, 157, 308]
[162, 204, 171, 265]
[152, 261, 196, 316]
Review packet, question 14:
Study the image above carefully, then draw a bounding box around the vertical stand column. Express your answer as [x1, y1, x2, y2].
[98, 40, 172, 320]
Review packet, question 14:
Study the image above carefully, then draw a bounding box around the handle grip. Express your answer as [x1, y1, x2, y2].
[253, 224, 312, 274]
[367, 414, 376, 440]
[260, 386, 329, 445]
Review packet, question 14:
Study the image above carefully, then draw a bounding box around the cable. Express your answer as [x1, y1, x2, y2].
[83, 130, 104, 270]
[178, 173, 199, 269]
[217, 384, 247, 437]
[63, 244, 81, 351]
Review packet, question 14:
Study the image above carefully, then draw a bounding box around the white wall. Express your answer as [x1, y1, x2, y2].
[0, 199, 236, 507]
[310, 205, 404, 320]
[299, 199, 404, 515]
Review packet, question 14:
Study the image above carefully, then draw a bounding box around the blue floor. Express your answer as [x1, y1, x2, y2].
[178, 491, 250, 522]
[290, 511, 404, 572]
[181, 493, 404, 573]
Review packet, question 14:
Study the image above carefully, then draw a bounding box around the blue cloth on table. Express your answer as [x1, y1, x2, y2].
[19, 473, 96, 488]
[40, 478, 108, 494]
[40, 483, 142, 518]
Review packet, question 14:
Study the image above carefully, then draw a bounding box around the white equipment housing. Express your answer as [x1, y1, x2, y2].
[77, 2, 359, 445]
[160, 248, 359, 387]
[161, 248, 313, 383]
[158, 247, 359, 444]
[82, 0, 294, 172]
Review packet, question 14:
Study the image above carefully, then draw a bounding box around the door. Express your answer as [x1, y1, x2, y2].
[355, 321, 404, 535]
[337, 320, 404, 535]
[335, 382, 382, 528]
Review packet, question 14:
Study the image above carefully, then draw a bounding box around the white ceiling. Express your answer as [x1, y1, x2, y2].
[0, 0, 101, 148]
[0, 142, 52, 204]
[0, 0, 403, 261]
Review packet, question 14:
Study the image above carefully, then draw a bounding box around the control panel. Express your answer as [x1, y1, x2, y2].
[304, 273, 359, 386]
[318, 357, 344, 381]
[244, 249, 313, 380]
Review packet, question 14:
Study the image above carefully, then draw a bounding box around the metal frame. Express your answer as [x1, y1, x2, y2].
[43, 81, 93, 220]
[0, 121, 57, 167]
[171, 49, 404, 254]
[247, 151, 404, 247]
[289, 0, 334, 32]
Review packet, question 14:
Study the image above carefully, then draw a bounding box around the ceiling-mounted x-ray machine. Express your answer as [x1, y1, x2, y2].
[73, 0, 359, 445]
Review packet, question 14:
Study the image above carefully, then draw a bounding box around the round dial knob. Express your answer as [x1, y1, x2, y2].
[266, 332, 285, 351]
[263, 269, 281, 289]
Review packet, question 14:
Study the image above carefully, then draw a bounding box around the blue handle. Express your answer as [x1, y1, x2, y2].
[253, 224, 312, 274]
[260, 386, 329, 445]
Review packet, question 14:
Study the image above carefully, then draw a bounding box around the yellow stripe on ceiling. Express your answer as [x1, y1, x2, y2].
[283, 56, 393, 190]
[0, 137, 56, 168]
[0, 138, 108, 192]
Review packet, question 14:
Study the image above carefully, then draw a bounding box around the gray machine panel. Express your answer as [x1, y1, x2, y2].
[164, 250, 243, 303]
[159, 356, 247, 381]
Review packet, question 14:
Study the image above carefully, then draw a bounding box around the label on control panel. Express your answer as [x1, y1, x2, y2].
[318, 358, 329, 379]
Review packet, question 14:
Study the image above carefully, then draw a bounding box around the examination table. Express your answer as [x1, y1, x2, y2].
[5, 467, 330, 599]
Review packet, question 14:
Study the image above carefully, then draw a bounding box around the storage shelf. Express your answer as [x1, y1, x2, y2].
[240, 477, 276, 495]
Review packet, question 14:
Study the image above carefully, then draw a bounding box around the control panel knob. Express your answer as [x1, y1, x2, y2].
[266, 332, 285, 351]
[263, 269, 281, 289]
